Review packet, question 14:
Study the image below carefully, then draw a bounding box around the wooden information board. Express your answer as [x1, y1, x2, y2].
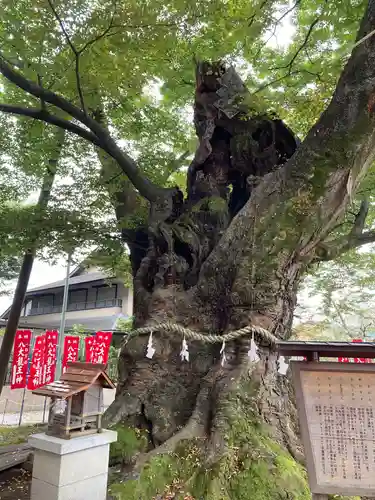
[292, 362, 375, 496]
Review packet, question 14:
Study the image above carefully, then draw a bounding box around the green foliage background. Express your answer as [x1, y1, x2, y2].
[0, 0, 373, 331]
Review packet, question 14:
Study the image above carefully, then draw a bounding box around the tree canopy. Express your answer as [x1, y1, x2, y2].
[0, 0, 374, 322]
[4, 2, 375, 497]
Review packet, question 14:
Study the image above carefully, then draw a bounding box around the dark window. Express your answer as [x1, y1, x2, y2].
[34, 294, 54, 308]
[69, 289, 87, 305]
[96, 285, 116, 302]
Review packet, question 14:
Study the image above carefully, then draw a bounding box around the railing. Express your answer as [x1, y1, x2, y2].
[26, 298, 123, 316]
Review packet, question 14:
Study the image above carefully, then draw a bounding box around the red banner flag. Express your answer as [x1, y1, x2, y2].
[85, 336, 96, 362]
[338, 339, 372, 363]
[27, 335, 46, 390]
[43, 330, 58, 384]
[62, 336, 80, 372]
[92, 332, 112, 364]
[11, 330, 32, 389]
[352, 338, 371, 363]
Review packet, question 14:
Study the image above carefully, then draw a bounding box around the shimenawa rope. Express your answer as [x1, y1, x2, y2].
[125, 322, 278, 347]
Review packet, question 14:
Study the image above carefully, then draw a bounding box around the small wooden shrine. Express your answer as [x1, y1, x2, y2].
[33, 362, 115, 439]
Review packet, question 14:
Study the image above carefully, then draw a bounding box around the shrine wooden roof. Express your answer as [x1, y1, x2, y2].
[278, 340, 375, 359]
[32, 362, 115, 398]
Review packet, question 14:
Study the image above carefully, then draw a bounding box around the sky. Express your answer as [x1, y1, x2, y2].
[0, 258, 68, 315]
[0, 2, 297, 317]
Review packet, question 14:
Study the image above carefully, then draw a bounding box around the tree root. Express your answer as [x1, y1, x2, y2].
[103, 391, 141, 428]
[278, 413, 305, 465]
[134, 377, 214, 470]
[107, 339, 304, 485]
[134, 412, 205, 471]
[134, 341, 262, 470]
[205, 346, 257, 465]
[276, 374, 306, 465]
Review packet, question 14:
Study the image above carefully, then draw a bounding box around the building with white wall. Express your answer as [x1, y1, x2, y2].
[0, 264, 133, 332]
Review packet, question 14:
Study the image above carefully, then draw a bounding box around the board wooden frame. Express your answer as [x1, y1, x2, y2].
[292, 361, 375, 496]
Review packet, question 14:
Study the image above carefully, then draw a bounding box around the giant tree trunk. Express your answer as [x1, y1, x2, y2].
[106, 4, 375, 497]
[105, 66, 309, 498]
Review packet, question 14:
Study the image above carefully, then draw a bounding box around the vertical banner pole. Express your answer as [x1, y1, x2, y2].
[2, 398, 8, 424]
[43, 397, 47, 423]
[56, 253, 71, 379]
[18, 388, 26, 426]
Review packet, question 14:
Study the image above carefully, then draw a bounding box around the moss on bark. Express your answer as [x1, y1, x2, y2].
[109, 440, 362, 500]
[107, 373, 363, 500]
[108, 383, 311, 500]
[109, 425, 148, 467]
[109, 428, 310, 499]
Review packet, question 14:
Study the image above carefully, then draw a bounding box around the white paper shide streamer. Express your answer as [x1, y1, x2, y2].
[220, 340, 227, 366]
[180, 336, 189, 362]
[278, 355, 289, 375]
[248, 333, 260, 363]
[146, 331, 156, 359]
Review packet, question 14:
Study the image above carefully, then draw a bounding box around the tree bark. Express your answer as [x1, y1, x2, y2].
[0, 129, 65, 396]
[104, 63, 305, 495]
[104, 3, 375, 496]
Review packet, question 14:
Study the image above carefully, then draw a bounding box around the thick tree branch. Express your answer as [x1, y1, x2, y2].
[37, 74, 46, 111]
[0, 104, 101, 145]
[315, 200, 374, 260]
[91, 102, 149, 271]
[0, 55, 168, 202]
[95, 117, 140, 224]
[350, 199, 370, 237]
[0, 53, 94, 125]
[197, 0, 375, 298]
[315, 229, 375, 261]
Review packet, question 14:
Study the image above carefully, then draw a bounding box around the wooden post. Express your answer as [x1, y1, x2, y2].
[48, 397, 55, 427]
[97, 413, 102, 433]
[65, 398, 72, 437]
[306, 351, 319, 362]
[80, 394, 85, 432]
[98, 387, 103, 413]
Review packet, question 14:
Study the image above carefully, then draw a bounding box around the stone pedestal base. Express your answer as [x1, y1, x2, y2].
[28, 430, 117, 500]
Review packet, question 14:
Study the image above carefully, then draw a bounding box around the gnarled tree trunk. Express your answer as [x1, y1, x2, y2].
[102, 68, 315, 498]
[106, 3, 375, 497]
